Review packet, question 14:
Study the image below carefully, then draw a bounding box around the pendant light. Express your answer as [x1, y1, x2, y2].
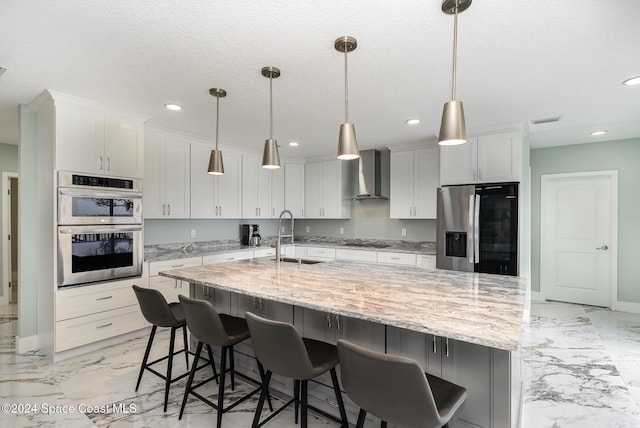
[335, 36, 360, 160]
[207, 88, 226, 175]
[438, 0, 471, 146]
[261, 66, 281, 169]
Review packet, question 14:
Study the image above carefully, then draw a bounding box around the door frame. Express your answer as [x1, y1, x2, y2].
[2, 172, 19, 306]
[540, 170, 618, 308]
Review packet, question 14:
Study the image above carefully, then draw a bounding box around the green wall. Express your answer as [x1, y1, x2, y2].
[0, 143, 19, 299]
[531, 138, 640, 303]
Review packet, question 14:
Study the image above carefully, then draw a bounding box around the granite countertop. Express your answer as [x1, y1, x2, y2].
[145, 238, 436, 263]
[160, 258, 526, 351]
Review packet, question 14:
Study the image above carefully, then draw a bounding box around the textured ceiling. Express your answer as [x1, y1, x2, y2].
[1, 0, 639, 158]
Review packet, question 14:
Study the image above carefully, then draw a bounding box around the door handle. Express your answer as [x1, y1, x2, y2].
[596, 245, 609, 250]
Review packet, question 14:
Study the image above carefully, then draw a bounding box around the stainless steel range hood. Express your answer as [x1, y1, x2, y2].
[352, 149, 388, 200]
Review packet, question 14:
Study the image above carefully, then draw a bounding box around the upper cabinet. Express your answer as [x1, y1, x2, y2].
[190, 143, 242, 219]
[143, 131, 190, 219]
[54, 95, 146, 178]
[440, 131, 522, 185]
[284, 162, 305, 218]
[389, 146, 439, 219]
[304, 159, 352, 219]
[241, 154, 284, 219]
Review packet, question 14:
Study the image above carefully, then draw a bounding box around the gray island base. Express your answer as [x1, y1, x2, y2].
[161, 258, 527, 428]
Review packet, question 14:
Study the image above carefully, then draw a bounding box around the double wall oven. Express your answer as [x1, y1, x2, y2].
[57, 171, 143, 287]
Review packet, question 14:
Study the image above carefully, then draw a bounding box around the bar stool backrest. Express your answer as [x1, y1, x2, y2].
[133, 284, 178, 328]
[337, 339, 442, 428]
[246, 312, 315, 380]
[178, 295, 230, 346]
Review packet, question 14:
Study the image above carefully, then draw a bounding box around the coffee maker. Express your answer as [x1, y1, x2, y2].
[241, 224, 261, 246]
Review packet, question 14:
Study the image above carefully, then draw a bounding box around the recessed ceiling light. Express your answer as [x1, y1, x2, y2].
[165, 103, 182, 111]
[622, 76, 640, 86]
[406, 119, 421, 125]
[288, 141, 299, 147]
[590, 130, 607, 136]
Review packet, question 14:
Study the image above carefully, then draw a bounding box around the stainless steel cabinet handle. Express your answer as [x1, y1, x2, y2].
[432, 335, 437, 354]
[335, 315, 341, 331]
[167, 204, 171, 215]
[596, 245, 609, 250]
[478, 168, 482, 180]
[171, 264, 184, 268]
[327, 313, 332, 328]
[99, 155, 103, 171]
[474, 195, 480, 264]
[445, 338, 450, 357]
[96, 296, 113, 301]
[96, 322, 113, 329]
[107, 157, 111, 171]
[162, 204, 166, 215]
[301, 208, 304, 217]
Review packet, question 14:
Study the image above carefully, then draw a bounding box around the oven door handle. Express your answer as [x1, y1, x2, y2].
[59, 189, 142, 199]
[58, 225, 143, 234]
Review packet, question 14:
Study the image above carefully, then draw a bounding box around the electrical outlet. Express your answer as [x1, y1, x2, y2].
[339, 227, 344, 235]
[191, 229, 196, 238]
[306, 226, 310, 233]
[401, 228, 407, 237]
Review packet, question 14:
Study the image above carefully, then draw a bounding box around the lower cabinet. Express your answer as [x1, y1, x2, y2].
[148, 256, 202, 302]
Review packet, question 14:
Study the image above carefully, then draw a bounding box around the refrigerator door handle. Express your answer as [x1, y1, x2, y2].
[468, 194, 475, 264]
[474, 194, 480, 264]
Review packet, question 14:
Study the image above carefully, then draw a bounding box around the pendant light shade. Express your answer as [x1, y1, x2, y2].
[335, 36, 360, 160]
[438, 0, 471, 146]
[261, 66, 281, 169]
[207, 88, 226, 175]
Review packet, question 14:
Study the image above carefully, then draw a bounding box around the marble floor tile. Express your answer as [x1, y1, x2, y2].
[3, 301, 640, 427]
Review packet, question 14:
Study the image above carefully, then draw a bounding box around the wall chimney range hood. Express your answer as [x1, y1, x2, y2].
[352, 149, 388, 200]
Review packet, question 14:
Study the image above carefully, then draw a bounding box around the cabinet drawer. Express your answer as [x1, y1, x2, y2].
[253, 247, 276, 258]
[307, 247, 336, 260]
[149, 256, 202, 276]
[203, 250, 254, 265]
[55, 305, 146, 352]
[417, 255, 436, 269]
[376, 252, 417, 266]
[56, 282, 139, 321]
[335, 248, 377, 263]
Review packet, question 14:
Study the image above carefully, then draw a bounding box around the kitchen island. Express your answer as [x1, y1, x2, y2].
[161, 258, 527, 428]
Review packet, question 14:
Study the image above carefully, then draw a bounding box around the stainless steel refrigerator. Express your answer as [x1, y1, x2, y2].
[436, 183, 518, 276]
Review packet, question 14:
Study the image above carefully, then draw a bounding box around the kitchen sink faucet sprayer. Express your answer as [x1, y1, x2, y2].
[275, 209, 294, 265]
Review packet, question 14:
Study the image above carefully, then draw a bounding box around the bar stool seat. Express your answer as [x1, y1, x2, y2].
[246, 311, 348, 428]
[337, 339, 468, 428]
[178, 295, 270, 428]
[132, 285, 192, 412]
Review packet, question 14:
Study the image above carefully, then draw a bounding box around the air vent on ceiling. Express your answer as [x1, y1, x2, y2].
[531, 116, 562, 125]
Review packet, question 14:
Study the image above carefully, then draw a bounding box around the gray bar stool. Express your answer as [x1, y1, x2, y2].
[246, 311, 349, 428]
[178, 295, 271, 428]
[337, 339, 468, 428]
[132, 285, 192, 412]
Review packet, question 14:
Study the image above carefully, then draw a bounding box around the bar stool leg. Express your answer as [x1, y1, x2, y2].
[381, 421, 388, 428]
[229, 346, 236, 391]
[251, 370, 272, 428]
[135, 325, 157, 391]
[163, 326, 177, 412]
[301, 380, 309, 428]
[216, 346, 228, 428]
[182, 324, 189, 369]
[206, 344, 219, 383]
[179, 341, 203, 420]
[294, 379, 300, 424]
[330, 368, 349, 427]
[355, 409, 367, 428]
[256, 361, 273, 412]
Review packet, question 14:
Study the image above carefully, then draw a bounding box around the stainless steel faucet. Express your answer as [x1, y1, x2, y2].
[275, 209, 294, 264]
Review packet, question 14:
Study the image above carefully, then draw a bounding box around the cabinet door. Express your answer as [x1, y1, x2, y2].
[389, 150, 415, 218]
[215, 150, 242, 218]
[413, 147, 439, 219]
[190, 144, 215, 218]
[104, 118, 144, 178]
[270, 168, 284, 218]
[322, 160, 342, 218]
[284, 163, 305, 218]
[477, 132, 520, 183]
[149, 275, 181, 303]
[143, 134, 165, 218]
[256, 167, 274, 218]
[241, 155, 259, 218]
[299, 308, 336, 344]
[440, 139, 477, 186]
[304, 162, 324, 218]
[162, 137, 190, 218]
[55, 104, 104, 174]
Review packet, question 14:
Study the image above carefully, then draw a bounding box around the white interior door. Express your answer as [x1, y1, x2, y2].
[541, 171, 617, 307]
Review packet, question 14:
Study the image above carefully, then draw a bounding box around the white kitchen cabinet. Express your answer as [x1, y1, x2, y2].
[417, 255, 437, 269]
[389, 147, 439, 219]
[202, 250, 254, 265]
[376, 251, 417, 266]
[335, 248, 378, 263]
[190, 144, 242, 218]
[55, 99, 145, 178]
[284, 162, 305, 218]
[144, 133, 190, 219]
[306, 247, 336, 261]
[148, 257, 202, 302]
[304, 159, 352, 219]
[440, 132, 521, 185]
[242, 154, 284, 218]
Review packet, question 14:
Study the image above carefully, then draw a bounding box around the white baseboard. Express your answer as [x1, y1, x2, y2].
[16, 334, 39, 354]
[530, 291, 545, 302]
[612, 300, 640, 314]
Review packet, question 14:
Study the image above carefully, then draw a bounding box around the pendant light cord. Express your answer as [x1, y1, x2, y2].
[215, 95, 220, 150]
[451, 1, 459, 102]
[344, 47, 349, 123]
[269, 74, 274, 139]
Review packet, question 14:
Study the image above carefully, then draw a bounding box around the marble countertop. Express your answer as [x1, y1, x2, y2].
[145, 238, 435, 263]
[160, 258, 526, 351]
